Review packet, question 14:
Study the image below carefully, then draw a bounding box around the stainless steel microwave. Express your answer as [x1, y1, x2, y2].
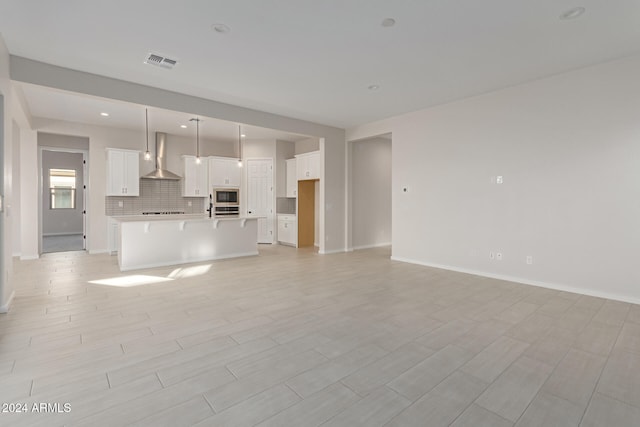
[214, 188, 239, 205]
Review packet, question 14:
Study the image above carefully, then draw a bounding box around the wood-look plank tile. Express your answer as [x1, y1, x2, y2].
[414, 319, 475, 350]
[75, 367, 234, 426]
[386, 371, 488, 427]
[460, 336, 529, 383]
[475, 356, 554, 422]
[320, 386, 410, 427]
[256, 382, 359, 427]
[572, 321, 621, 356]
[541, 348, 606, 406]
[286, 343, 387, 397]
[203, 349, 328, 412]
[581, 392, 640, 427]
[197, 384, 300, 427]
[613, 321, 640, 355]
[514, 392, 583, 427]
[387, 345, 475, 401]
[596, 350, 640, 407]
[3, 246, 638, 426]
[450, 404, 513, 427]
[131, 395, 214, 427]
[493, 301, 540, 325]
[226, 333, 331, 378]
[341, 342, 434, 397]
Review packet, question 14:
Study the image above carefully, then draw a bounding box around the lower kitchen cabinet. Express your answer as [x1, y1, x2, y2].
[277, 214, 297, 247]
[107, 217, 120, 254]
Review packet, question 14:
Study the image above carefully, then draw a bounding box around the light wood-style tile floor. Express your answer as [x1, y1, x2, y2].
[2, 245, 639, 426]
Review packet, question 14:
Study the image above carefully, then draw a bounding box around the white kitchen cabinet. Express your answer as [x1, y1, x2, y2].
[286, 158, 297, 197]
[106, 149, 140, 196]
[296, 151, 320, 180]
[107, 217, 120, 254]
[209, 157, 242, 188]
[277, 214, 297, 246]
[182, 155, 209, 197]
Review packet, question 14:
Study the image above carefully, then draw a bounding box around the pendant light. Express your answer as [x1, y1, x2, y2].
[144, 108, 151, 161]
[237, 125, 243, 168]
[190, 117, 201, 164]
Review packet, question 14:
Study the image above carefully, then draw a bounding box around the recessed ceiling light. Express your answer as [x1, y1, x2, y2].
[212, 23, 231, 34]
[559, 7, 586, 20]
[368, 85, 380, 91]
[100, 112, 109, 117]
[381, 18, 396, 27]
[180, 125, 187, 128]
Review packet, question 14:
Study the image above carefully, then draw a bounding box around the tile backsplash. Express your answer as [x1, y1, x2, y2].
[106, 180, 205, 216]
[276, 197, 296, 215]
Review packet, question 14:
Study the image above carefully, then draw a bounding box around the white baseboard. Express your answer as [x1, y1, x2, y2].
[391, 256, 640, 306]
[89, 249, 110, 255]
[0, 290, 15, 313]
[319, 248, 346, 255]
[352, 242, 392, 251]
[20, 254, 39, 260]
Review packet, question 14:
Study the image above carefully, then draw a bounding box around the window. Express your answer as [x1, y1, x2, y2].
[49, 168, 76, 209]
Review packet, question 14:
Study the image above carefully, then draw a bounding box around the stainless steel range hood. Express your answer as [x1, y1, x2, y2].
[142, 132, 182, 180]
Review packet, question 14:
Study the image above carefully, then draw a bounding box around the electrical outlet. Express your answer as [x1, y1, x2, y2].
[402, 186, 409, 193]
[496, 252, 503, 261]
[496, 176, 503, 184]
[187, 201, 192, 207]
[526, 255, 533, 265]
[489, 251, 495, 260]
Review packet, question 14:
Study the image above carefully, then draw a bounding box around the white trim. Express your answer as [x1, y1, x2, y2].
[43, 232, 83, 237]
[20, 254, 39, 260]
[89, 249, 110, 255]
[319, 248, 345, 255]
[352, 242, 392, 251]
[0, 290, 15, 313]
[391, 256, 640, 306]
[39, 145, 90, 254]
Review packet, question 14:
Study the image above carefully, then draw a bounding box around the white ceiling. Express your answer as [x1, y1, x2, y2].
[2, 1, 640, 128]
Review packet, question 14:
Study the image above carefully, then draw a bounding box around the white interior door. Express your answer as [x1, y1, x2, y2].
[247, 159, 273, 244]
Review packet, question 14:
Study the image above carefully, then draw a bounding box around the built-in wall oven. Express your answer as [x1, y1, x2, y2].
[213, 188, 239, 217]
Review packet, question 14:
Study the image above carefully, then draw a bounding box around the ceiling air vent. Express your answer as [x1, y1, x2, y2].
[144, 53, 178, 69]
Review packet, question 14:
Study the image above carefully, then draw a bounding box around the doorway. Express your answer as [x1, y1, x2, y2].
[348, 134, 392, 251]
[246, 158, 274, 244]
[40, 148, 87, 253]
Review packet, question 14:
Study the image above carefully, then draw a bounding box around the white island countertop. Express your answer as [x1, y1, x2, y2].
[116, 215, 259, 271]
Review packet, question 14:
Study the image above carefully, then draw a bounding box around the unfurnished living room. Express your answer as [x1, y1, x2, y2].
[0, 2, 639, 426]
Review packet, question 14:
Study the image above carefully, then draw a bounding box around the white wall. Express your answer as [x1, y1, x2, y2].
[276, 140, 295, 198]
[351, 137, 391, 249]
[0, 35, 13, 311]
[347, 54, 640, 304]
[11, 120, 19, 256]
[295, 137, 320, 154]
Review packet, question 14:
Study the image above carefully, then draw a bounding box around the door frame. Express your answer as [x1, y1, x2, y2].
[39, 146, 89, 253]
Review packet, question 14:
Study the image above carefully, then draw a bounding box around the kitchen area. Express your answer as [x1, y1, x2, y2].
[102, 116, 321, 271]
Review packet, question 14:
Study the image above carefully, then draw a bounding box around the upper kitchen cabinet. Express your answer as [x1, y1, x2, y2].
[182, 155, 209, 197]
[286, 158, 297, 197]
[296, 151, 320, 181]
[209, 157, 241, 188]
[106, 148, 140, 196]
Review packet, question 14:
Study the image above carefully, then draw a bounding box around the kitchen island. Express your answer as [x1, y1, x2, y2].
[113, 215, 259, 271]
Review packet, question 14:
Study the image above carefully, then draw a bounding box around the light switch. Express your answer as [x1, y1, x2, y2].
[496, 176, 503, 184]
